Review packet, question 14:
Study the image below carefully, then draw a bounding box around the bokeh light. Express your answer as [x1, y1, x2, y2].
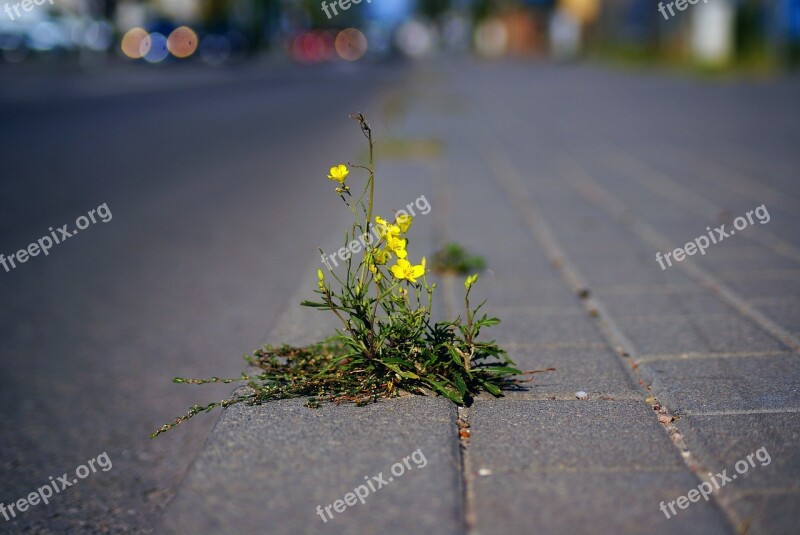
[167, 27, 198, 59]
[144, 33, 169, 63]
[120, 28, 150, 59]
[291, 31, 333, 63]
[395, 20, 436, 58]
[335, 28, 367, 62]
[474, 19, 508, 59]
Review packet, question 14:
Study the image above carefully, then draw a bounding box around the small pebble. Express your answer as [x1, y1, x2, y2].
[478, 468, 492, 476]
[575, 391, 588, 400]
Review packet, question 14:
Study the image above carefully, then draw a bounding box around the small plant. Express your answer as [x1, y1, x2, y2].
[152, 115, 547, 438]
[431, 242, 487, 275]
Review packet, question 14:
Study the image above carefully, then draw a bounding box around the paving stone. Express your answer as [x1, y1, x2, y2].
[726, 491, 800, 535]
[724, 278, 800, 300]
[470, 276, 580, 308]
[161, 397, 462, 535]
[470, 455, 731, 535]
[675, 412, 800, 492]
[752, 302, 800, 339]
[697, 247, 799, 272]
[469, 400, 682, 471]
[677, 314, 788, 354]
[595, 288, 735, 317]
[715, 269, 800, 283]
[569, 258, 696, 287]
[644, 354, 800, 415]
[498, 346, 639, 399]
[613, 313, 788, 357]
[486, 308, 604, 347]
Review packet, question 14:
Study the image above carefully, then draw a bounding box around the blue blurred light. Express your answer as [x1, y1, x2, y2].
[365, 0, 414, 23]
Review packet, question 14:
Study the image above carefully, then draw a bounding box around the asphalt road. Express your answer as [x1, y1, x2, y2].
[0, 61, 406, 532]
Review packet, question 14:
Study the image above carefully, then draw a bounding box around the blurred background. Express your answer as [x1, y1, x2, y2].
[0, 0, 798, 70]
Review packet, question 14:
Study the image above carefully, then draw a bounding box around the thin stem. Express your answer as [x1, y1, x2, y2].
[367, 129, 374, 233]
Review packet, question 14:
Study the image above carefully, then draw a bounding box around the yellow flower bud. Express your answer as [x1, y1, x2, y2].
[464, 273, 479, 289]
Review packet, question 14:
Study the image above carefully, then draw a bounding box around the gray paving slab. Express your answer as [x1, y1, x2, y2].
[726, 492, 800, 535]
[468, 400, 682, 471]
[499, 345, 639, 399]
[644, 354, 800, 415]
[675, 413, 800, 492]
[715, 268, 800, 282]
[697, 248, 800, 273]
[471, 470, 731, 535]
[470, 276, 581, 308]
[755, 303, 800, 338]
[160, 397, 462, 535]
[565, 257, 697, 286]
[612, 313, 789, 357]
[723, 278, 800, 300]
[595, 288, 736, 317]
[488, 308, 605, 347]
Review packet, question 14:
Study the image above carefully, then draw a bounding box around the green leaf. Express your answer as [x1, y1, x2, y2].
[453, 374, 467, 397]
[382, 362, 419, 380]
[476, 317, 500, 327]
[479, 379, 502, 396]
[300, 300, 330, 309]
[447, 347, 463, 366]
[383, 357, 415, 367]
[425, 379, 464, 404]
[484, 365, 522, 375]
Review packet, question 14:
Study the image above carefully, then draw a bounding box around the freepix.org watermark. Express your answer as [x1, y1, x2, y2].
[659, 446, 771, 519]
[655, 204, 769, 270]
[1, 202, 112, 273]
[320, 194, 430, 269]
[657, 0, 710, 21]
[3, 0, 54, 22]
[321, 0, 372, 20]
[1, 452, 112, 522]
[316, 448, 427, 523]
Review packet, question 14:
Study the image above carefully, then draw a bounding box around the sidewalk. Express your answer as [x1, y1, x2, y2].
[160, 62, 800, 534]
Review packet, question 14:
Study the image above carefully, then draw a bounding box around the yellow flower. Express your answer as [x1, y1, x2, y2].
[390, 257, 426, 283]
[385, 235, 407, 259]
[395, 213, 413, 233]
[327, 164, 349, 184]
[464, 273, 478, 290]
[375, 216, 400, 239]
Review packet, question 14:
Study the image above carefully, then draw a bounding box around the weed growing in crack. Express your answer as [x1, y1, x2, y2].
[152, 114, 550, 438]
